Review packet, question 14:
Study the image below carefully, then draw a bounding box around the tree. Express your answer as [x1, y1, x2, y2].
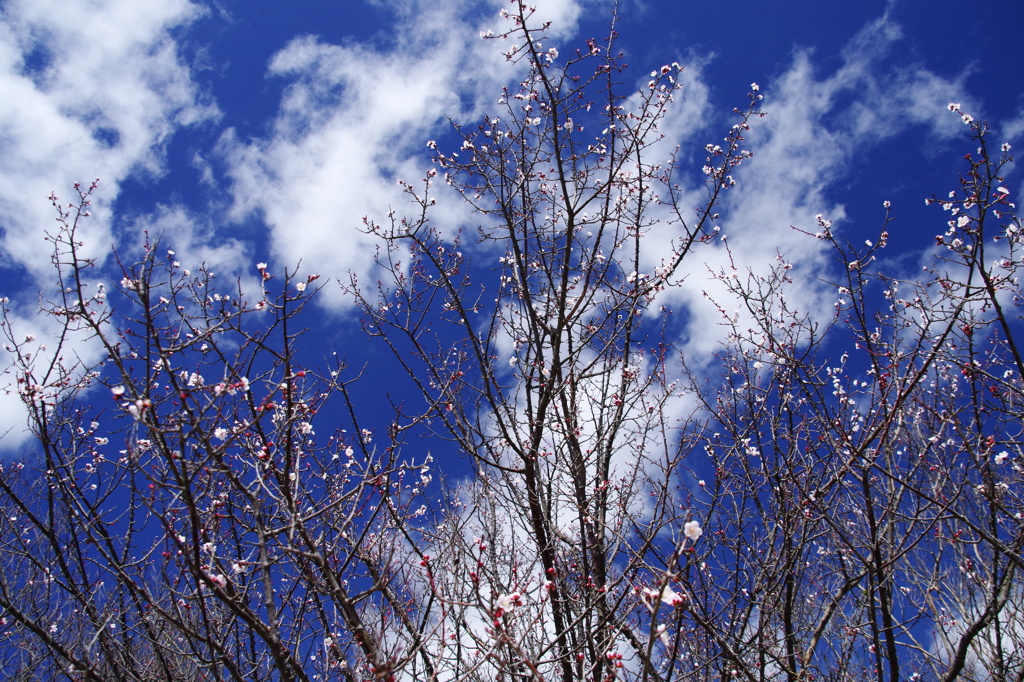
[0, 3, 1021, 681]
[0, 182, 435, 681]
[682, 116, 1024, 681]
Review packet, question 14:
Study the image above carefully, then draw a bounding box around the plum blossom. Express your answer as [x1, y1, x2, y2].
[684, 519, 703, 542]
[947, 103, 974, 124]
[127, 399, 151, 420]
[656, 624, 670, 647]
[659, 585, 686, 606]
[995, 451, 1009, 465]
[496, 592, 522, 613]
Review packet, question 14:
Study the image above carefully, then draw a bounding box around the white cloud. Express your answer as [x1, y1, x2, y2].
[0, 0, 215, 449]
[515, 0, 584, 38]
[998, 112, 1024, 201]
[0, 0, 990, 450]
[650, 13, 977, 363]
[0, 298, 106, 451]
[0, 0, 217, 284]
[125, 204, 253, 283]
[217, 0, 583, 309]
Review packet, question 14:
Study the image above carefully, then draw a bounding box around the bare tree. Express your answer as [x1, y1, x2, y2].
[348, 6, 763, 681]
[682, 115, 1024, 681]
[1, 4, 1021, 682]
[0, 180, 443, 681]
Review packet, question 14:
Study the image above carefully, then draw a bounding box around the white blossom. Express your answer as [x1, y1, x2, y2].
[496, 592, 522, 612]
[684, 520, 703, 542]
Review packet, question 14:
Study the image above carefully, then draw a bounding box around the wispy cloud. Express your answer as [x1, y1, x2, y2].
[653, 12, 976, 362]
[0, 0, 216, 281]
[215, 0, 592, 308]
[0, 0, 215, 447]
[0, 2, 997, 450]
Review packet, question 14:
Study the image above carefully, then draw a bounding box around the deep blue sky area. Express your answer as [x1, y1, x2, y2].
[1, 0, 1023, 449]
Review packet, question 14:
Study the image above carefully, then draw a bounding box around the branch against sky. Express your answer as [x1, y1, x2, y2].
[0, 0, 1023, 680]
[345, 6, 764, 674]
[1, 0, 986, 448]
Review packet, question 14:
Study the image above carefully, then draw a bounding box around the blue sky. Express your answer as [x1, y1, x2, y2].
[1, 0, 1022, 446]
